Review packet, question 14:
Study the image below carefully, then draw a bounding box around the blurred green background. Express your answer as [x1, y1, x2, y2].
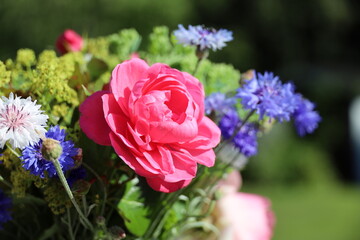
[1, 0, 360, 239]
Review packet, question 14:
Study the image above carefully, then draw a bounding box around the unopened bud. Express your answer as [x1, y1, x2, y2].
[71, 179, 91, 196]
[72, 148, 83, 168]
[41, 138, 63, 161]
[108, 226, 126, 240]
[96, 216, 106, 227]
[196, 47, 209, 60]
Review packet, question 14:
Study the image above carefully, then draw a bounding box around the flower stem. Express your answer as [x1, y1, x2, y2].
[67, 208, 76, 240]
[5, 142, 21, 158]
[143, 190, 184, 239]
[52, 158, 94, 232]
[83, 162, 107, 216]
[192, 57, 203, 76]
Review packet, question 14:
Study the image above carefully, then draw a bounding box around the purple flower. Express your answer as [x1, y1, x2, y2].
[67, 167, 87, 187]
[173, 24, 233, 51]
[21, 125, 77, 178]
[205, 92, 237, 116]
[219, 109, 258, 157]
[293, 98, 321, 136]
[237, 72, 298, 122]
[0, 189, 11, 229]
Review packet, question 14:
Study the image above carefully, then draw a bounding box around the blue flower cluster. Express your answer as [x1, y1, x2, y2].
[237, 71, 321, 136]
[174, 24, 233, 51]
[205, 92, 237, 116]
[67, 167, 87, 187]
[0, 189, 12, 229]
[219, 109, 258, 157]
[237, 72, 298, 122]
[21, 125, 77, 178]
[293, 99, 321, 136]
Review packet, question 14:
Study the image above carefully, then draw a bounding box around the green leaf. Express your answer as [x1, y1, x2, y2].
[87, 57, 108, 80]
[117, 177, 151, 237]
[38, 223, 59, 240]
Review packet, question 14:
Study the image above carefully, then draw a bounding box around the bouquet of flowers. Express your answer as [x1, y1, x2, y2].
[0, 25, 320, 240]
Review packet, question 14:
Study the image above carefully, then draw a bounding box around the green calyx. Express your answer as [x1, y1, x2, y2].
[41, 138, 63, 161]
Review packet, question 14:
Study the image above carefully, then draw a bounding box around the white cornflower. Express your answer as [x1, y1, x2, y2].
[0, 93, 48, 149]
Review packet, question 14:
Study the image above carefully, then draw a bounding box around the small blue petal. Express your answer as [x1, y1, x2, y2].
[237, 71, 298, 122]
[0, 189, 12, 229]
[205, 92, 237, 116]
[293, 98, 321, 136]
[174, 24, 233, 51]
[219, 109, 258, 157]
[21, 125, 77, 178]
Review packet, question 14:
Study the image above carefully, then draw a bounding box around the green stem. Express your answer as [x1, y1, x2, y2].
[0, 174, 12, 188]
[192, 57, 203, 76]
[6, 142, 21, 158]
[52, 158, 94, 232]
[67, 208, 76, 240]
[83, 162, 107, 216]
[144, 190, 184, 239]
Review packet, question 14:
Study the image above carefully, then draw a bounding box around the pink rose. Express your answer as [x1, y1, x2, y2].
[79, 58, 220, 192]
[218, 170, 242, 194]
[56, 29, 83, 55]
[216, 192, 275, 240]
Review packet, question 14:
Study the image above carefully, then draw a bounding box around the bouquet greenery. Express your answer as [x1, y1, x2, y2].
[0, 25, 320, 240]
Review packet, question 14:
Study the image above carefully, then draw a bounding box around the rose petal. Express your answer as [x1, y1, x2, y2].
[182, 72, 205, 121]
[176, 116, 221, 150]
[110, 58, 149, 115]
[146, 177, 192, 193]
[149, 117, 198, 143]
[109, 132, 157, 177]
[163, 150, 197, 182]
[218, 193, 275, 240]
[79, 91, 112, 146]
[186, 148, 216, 167]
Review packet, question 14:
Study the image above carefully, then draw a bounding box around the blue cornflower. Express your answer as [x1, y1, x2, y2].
[219, 109, 258, 157]
[0, 189, 12, 229]
[237, 71, 298, 122]
[293, 98, 321, 136]
[205, 92, 237, 116]
[67, 167, 87, 187]
[21, 125, 77, 178]
[173, 24, 233, 51]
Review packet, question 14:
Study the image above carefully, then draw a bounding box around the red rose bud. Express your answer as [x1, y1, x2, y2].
[108, 226, 126, 240]
[71, 179, 91, 196]
[72, 148, 83, 168]
[56, 29, 83, 55]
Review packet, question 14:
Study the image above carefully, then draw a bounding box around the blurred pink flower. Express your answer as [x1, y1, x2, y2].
[130, 52, 140, 59]
[56, 29, 83, 55]
[218, 170, 242, 194]
[79, 58, 220, 192]
[215, 192, 275, 240]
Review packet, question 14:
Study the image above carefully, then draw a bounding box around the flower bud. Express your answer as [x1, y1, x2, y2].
[108, 226, 126, 240]
[196, 47, 209, 60]
[41, 138, 63, 161]
[72, 148, 83, 168]
[71, 179, 91, 196]
[96, 216, 106, 227]
[56, 29, 83, 55]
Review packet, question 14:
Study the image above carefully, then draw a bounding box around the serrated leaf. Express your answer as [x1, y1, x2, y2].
[117, 177, 150, 237]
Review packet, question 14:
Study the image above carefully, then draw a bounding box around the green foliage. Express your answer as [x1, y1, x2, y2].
[202, 62, 240, 95]
[117, 177, 151, 236]
[108, 29, 142, 60]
